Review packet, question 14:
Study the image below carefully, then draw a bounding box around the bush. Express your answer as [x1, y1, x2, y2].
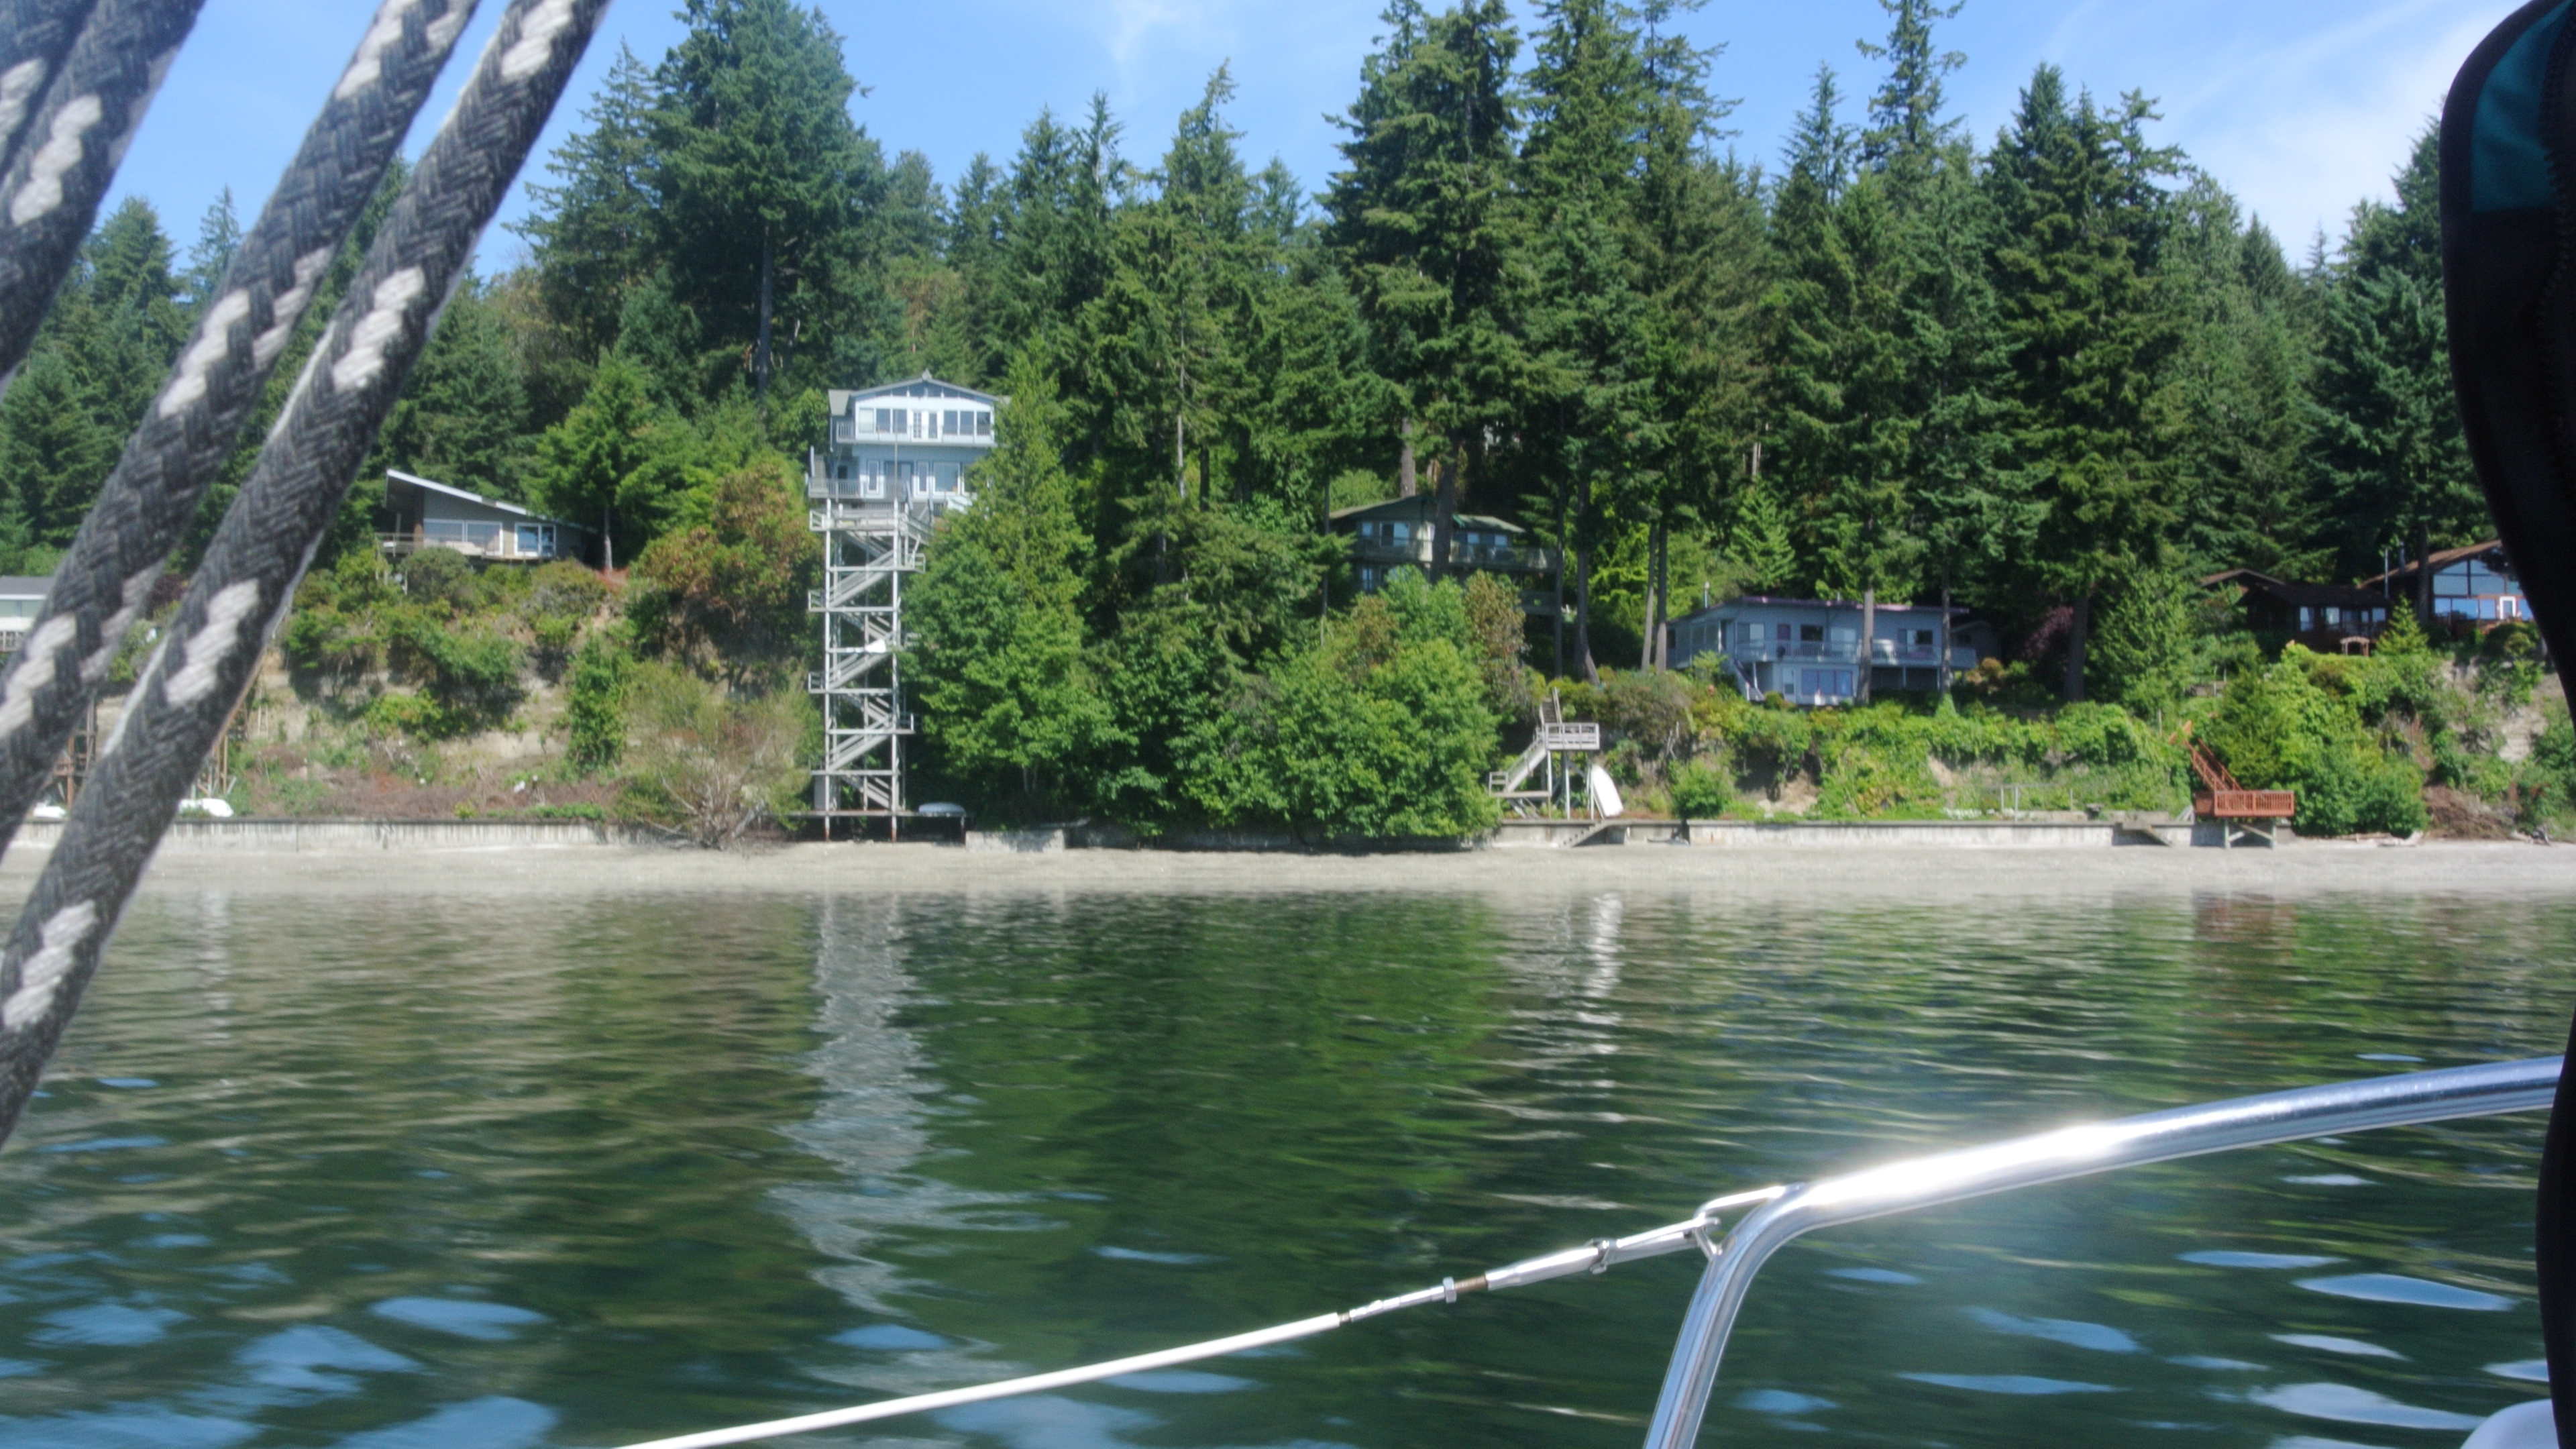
[397, 547, 476, 611]
[617, 667, 809, 847]
[1668, 757, 1731, 822]
[564, 635, 632, 772]
[2202, 653, 2426, 836]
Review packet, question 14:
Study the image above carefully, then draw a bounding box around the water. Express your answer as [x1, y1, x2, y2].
[0, 882, 2568, 1449]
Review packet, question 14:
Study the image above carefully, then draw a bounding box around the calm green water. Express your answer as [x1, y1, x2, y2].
[0, 883, 2568, 1449]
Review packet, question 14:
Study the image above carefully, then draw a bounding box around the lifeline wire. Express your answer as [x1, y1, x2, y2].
[609, 1187, 1789, 1449]
[0, 0, 205, 384]
[0, 0, 100, 176]
[0, 0, 611, 1150]
[0, 0, 482, 860]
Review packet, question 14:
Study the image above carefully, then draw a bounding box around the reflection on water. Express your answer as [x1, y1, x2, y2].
[0, 883, 2565, 1448]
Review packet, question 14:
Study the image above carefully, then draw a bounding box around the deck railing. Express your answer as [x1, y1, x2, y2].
[1638, 1056, 2561, 1448]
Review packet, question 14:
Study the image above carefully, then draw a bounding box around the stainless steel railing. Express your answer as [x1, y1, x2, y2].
[608, 1057, 2560, 1449]
[1638, 1055, 2561, 1449]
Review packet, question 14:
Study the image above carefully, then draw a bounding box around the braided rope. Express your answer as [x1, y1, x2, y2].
[0, 0, 609, 1149]
[0, 0, 204, 384]
[0, 0, 482, 858]
[0, 0, 99, 176]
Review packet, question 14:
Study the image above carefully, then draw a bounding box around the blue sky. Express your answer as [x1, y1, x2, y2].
[111, 0, 2516, 272]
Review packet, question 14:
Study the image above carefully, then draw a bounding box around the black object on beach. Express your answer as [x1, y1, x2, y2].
[2445, 3, 2576, 1440]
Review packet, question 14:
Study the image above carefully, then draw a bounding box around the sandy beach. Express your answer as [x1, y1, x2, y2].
[8, 835, 2571, 902]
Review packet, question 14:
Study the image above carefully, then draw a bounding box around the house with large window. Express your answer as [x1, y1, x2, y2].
[2359, 540, 2530, 627]
[1326, 494, 1559, 612]
[2201, 568, 2391, 653]
[811, 374, 1002, 508]
[379, 471, 592, 565]
[1664, 595, 1993, 704]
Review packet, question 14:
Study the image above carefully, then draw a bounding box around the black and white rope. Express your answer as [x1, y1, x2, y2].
[0, 0, 203, 383]
[0, 0, 101, 176]
[0, 0, 609, 1148]
[0, 0, 480, 859]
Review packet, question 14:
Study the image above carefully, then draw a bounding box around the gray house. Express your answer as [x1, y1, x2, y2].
[810, 374, 1002, 507]
[1326, 494, 1559, 611]
[1666, 595, 1994, 704]
[380, 471, 593, 565]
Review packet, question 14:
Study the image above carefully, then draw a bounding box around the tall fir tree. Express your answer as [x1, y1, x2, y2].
[2307, 124, 2480, 614]
[651, 0, 887, 401]
[1326, 1, 1523, 594]
[1984, 65, 2182, 700]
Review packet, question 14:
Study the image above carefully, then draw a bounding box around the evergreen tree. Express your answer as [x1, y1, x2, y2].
[1326, 0, 1523, 590]
[1517, 0, 1654, 680]
[651, 0, 886, 400]
[182, 189, 242, 309]
[1631, 4, 1766, 675]
[531, 356, 669, 567]
[1766, 68, 1919, 697]
[373, 276, 533, 497]
[517, 46, 659, 358]
[0, 350, 109, 551]
[2308, 124, 2479, 610]
[1087, 69, 1255, 513]
[1856, 0, 1964, 170]
[2164, 184, 2322, 578]
[910, 356, 1115, 815]
[1984, 65, 2182, 699]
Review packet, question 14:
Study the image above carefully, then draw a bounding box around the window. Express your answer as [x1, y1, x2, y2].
[1827, 626, 1856, 645]
[1776, 623, 1793, 643]
[1907, 629, 1934, 648]
[943, 410, 959, 435]
[1739, 623, 1764, 648]
[977, 411, 994, 435]
[1799, 624, 1823, 643]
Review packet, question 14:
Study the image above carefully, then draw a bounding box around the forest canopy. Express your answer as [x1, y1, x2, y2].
[0, 0, 2506, 836]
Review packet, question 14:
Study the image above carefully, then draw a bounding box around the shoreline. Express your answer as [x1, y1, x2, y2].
[8, 836, 2571, 901]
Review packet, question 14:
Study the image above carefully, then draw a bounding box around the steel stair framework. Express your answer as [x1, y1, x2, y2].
[808, 501, 930, 826]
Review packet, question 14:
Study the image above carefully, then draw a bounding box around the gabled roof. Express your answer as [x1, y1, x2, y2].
[1326, 494, 1528, 534]
[2357, 539, 2515, 588]
[384, 470, 580, 528]
[2200, 568, 2387, 610]
[830, 373, 1004, 409]
[1666, 595, 1966, 625]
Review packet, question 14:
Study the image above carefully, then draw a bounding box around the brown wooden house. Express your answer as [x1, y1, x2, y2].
[2201, 569, 2392, 654]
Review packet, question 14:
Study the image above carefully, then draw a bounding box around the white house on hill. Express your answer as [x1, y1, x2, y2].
[811, 374, 1003, 506]
[1666, 595, 1996, 704]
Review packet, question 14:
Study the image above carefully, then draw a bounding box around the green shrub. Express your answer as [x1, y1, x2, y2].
[1668, 757, 1731, 821]
[564, 636, 632, 772]
[397, 547, 476, 611]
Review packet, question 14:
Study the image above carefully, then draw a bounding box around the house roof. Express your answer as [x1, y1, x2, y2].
[2357, 539, 2514, 588]
[2200, 568, 2387, 610]
[829, 373, 1005, 410]
[1326, 494, 1529, 534]
[0, 576, 50, 600]
[1666, 595, 1966, 625]
[384, 470, 581, 529]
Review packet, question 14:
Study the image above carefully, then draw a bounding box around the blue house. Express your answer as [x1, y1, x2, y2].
[810, 374, 1002, 506]
[1666, 596, 1994, 704]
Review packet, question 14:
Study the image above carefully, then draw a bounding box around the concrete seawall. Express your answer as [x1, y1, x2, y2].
[11, 816, 2195, 853]
[11, 818, 646, 851]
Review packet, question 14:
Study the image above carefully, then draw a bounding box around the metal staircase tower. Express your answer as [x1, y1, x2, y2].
[807, 496, 930, 837]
